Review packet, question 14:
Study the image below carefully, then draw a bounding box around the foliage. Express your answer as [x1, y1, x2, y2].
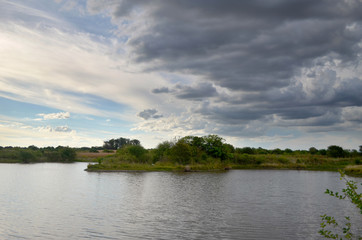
[153, 141, 173, 163]
[1, 136, 362, 174]
[19, 150, 36, 163]
[272, 148, 283, 154]
[169, 140, 192, 165]
[59, 147, 76, 162]
[236, 147, 255, 155]
[117, 145, 149, 163]
[103, 137, 140, 150]
[327, 145, 346, 158]
[309, 147, 318, 155]
[0, 146, 77, 163]
[319, 170, 362, 239]
[125, 145, 147, 160]
[89, 147, 99, 153]
[344, 165, 362, 177]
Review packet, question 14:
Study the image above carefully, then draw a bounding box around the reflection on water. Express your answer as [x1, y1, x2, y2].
[0, 163, 360, 239]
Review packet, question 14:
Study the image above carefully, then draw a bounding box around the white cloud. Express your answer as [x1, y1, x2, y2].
[37, 112, 70, 120]
[0, 19, 169, 121]
[0, 120, 102, 147]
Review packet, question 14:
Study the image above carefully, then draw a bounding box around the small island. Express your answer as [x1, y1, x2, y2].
[85, 135, 362, 176]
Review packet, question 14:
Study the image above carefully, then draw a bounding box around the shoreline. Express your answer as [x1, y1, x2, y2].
[84, 163, 362, 177]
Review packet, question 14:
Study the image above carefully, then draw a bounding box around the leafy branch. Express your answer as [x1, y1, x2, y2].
[319, 170, 362, 240]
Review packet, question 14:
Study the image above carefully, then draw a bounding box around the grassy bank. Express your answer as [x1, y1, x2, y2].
[86, 151, 362, 175]
[76, 150, 116, 162]
[344, 165, 362, 177]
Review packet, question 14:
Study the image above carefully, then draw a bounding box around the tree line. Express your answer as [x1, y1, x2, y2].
[0, 146, 76, 163]
[1, 135, 361, 164]
[90, 135, 362, 167]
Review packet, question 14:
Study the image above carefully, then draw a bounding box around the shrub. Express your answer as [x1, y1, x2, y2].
[309, 147, 318, 155]
[327, 145, 345, 158]
[19, 150, 36, 163]
[233, 153, 256, 165]
[117, 145, 148, 163]
[153, 141, 173, 163]
[127, 145, 147, 159]
[90, 148, 99, 153]
[60, 147, 76, 162]
[169, 141, 192, 165]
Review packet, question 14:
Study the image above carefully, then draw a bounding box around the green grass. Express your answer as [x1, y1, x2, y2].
[344, 165, 362, 177]
[86, 153, 362, 174]
[86, 162, 183, 172]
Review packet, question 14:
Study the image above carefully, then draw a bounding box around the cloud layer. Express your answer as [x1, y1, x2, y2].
[1, 0, 362, 149]
[88, 0, 362, 141]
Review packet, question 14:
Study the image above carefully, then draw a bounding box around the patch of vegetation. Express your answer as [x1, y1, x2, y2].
[344, 165, 362, 177]
[1, 138, 361, 173]
[85, 135, 362, 173]
[0, 146, 76, 163]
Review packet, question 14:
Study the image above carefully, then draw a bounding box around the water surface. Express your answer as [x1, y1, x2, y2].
[0, 163, 360, 239]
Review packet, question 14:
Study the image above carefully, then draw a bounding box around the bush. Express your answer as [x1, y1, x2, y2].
[233, 153, 256, 165]
[309, 147, 318, 155]
[327, 145, 345, 158]
[60, 147, 76, 162]
[236, 147, 255, 154]
[169, 141, 192, 165]
[19, 150, 36, 163]
[153, 141, 173, 163]
[90, 148, 99, 153]
[127, 145, 147, 159]
[117, 145, 148, 163]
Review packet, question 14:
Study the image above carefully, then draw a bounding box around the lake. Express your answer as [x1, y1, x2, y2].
[0, 162, 360, 239]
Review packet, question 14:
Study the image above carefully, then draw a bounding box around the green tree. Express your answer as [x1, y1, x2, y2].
[19, 150, 36, 163]
[327, 145, 346, 158]
[284, 148, 293, 154]
[271, 148, 283, 154]
[60, 147, 76, 162]
[170, 140, 192, 165]
[236, 147, 255, 154]
[202, 135, 227, 160]
[127, 145, 147, 161]
[153, 141, 173, 162]
[103, 137, 141, 150]
[319, 171, 361, 239]
[319, 149, 327, 156]
[309, 147, 318, 155]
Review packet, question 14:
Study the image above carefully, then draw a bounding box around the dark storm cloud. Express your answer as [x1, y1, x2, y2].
[100, 0, 362, 91]
[175, 82, 217, 100]
[88, 0, 362, 133]
[152, 87, 170, 94]
[152, 82, 217, 100]
[89, 0, 362, 91]
[138, 109, 163, 120]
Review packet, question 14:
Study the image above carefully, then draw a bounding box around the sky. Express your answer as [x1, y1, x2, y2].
[1, 0, 362, 150]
